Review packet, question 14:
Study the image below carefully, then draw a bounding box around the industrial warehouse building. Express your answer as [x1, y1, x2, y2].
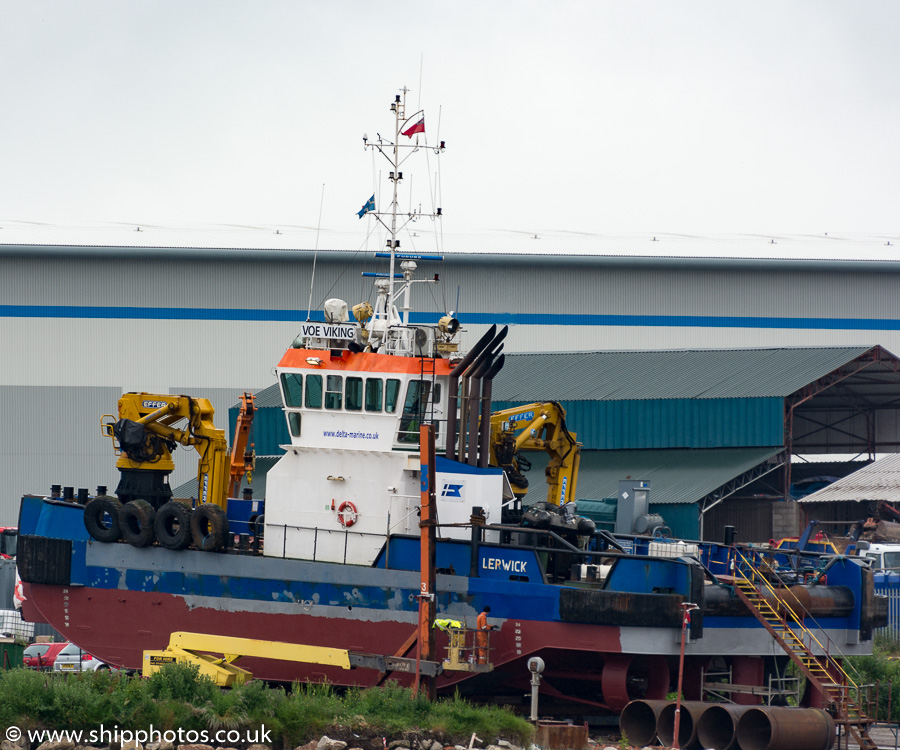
[205, 344, 900, 543]
[3, 221, 900, 536]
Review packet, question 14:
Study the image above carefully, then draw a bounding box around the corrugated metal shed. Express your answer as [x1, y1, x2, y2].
[171, 456, 279, 500]
[492, 397, 783, 450]
[572, 447, 782, 505]
[228, 389, 288, 458]
[249, 386, 285, 409]
[797, 454, 900, 504]
[493, 347, 873, 402]
[523, 447, 779, 507]
[238, 345, 900, 455]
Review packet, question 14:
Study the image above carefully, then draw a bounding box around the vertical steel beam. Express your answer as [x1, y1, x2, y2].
[415, 424, 437, 700]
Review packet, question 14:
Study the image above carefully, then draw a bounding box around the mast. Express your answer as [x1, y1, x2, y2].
[388, 91, 403, 319]
[362, 88, 446, 350]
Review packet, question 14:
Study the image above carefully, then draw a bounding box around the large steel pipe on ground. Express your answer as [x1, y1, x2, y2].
[601, 653, 669, 711]
[736, 707, 835, 750]
[697, 704, 753, 750]
[618, 700, 670, 748]
[656, 701, 709, 749]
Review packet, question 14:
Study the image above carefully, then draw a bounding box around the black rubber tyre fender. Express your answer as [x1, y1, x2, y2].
[153, 501, 193, 551]
[191, 504, 229, 552]
[83, 496, 123, 543]
[119, 500, 156, 548]
[253, 514, 265, 539]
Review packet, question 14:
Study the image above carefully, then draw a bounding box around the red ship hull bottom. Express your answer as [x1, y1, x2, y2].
[22, 583, 681, 710]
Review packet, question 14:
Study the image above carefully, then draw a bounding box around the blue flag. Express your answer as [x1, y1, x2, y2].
[357, 194, 375, 219]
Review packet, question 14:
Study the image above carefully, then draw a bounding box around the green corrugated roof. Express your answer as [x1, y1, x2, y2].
[493, 346, 876, 402]
[239, 384, 281, 409]
[244, 346, 893, 405]
[526, 447, 781, 505]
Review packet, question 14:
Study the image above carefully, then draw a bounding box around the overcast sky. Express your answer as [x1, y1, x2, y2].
[1, 1, 898, 239]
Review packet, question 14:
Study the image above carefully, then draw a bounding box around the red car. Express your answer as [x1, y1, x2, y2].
[23, 642, 66, 671]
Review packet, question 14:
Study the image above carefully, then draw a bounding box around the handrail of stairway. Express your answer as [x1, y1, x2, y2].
[732, 546, 865, 691]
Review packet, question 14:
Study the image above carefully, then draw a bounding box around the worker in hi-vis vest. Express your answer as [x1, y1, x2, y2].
[475, 605, 493, 664]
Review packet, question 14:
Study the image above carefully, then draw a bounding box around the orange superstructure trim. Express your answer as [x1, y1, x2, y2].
[278, 348, 453, 375]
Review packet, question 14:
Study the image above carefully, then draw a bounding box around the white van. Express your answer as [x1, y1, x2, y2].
[860, 543, 900, 572]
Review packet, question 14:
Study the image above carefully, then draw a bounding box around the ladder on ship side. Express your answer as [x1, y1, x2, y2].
[419, 354, 437, 427]
[730, 548, 878, 750]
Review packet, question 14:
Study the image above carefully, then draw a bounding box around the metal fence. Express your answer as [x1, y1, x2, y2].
[877, 582, 900, 641]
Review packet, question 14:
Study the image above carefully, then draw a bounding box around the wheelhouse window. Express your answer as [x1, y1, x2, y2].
[398, 380, 431, 443]
[365, 378, 383, 412]
[325, 375, 343, 410]
[281, 373, 303, 407]
[385, 379, 401, 414]
[346, 377, 363, 411]
[305, 374, 323, 408]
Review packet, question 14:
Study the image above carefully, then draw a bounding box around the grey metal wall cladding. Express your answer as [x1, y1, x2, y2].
[1, 256, 390, 312]
[0, 560, 15, 610]
[445, 261, 900, 320]
[493, 347, 873, 402]
[6, 253, 900, 322]
[491, 398, 784, 450]
[1, 385, 122, 526]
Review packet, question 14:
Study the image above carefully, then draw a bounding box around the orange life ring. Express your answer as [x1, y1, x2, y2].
[337, 501, 358, 528]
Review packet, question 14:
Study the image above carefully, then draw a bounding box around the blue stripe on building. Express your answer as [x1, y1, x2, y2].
[4, 304, 900, 330]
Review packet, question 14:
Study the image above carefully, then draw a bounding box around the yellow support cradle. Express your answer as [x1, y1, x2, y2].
[142, 631, 353, 687]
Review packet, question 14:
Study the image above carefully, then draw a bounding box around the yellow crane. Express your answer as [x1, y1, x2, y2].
[102, 393, 230, 510]
[488, 401, 581, 507]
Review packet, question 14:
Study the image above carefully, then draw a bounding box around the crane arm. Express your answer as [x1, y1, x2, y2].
[488, 401, 581, 506]
[103, 393, 231, 508]
[228, 391, 257, 498]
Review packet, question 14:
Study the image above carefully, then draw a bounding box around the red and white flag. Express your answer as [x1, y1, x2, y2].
[401, 117, 425, 138]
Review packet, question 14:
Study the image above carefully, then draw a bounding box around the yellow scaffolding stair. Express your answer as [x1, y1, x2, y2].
[730, 549, 877, 750]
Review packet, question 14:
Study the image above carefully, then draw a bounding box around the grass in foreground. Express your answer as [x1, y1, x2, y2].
[0, 663, 533, 748]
